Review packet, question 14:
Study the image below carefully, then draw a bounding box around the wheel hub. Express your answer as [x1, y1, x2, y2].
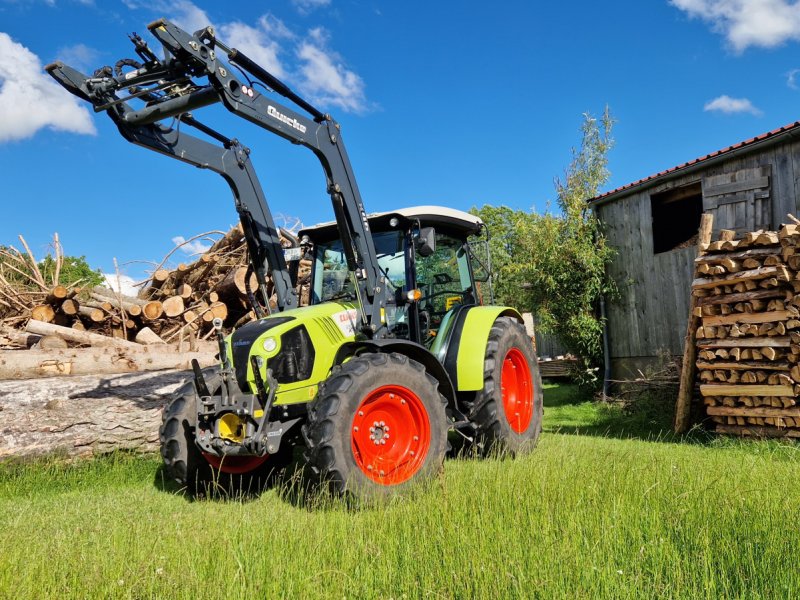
[351, 385, 430, 485]
[500, 347, 534, 434]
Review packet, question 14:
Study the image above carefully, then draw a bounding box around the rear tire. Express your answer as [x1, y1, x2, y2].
[468, 316, 543, 455]
[303, 352, 448, 499]
[159, 370, 293, 496]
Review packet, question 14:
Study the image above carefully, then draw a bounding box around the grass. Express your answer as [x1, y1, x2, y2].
[2, 383, 800, 598]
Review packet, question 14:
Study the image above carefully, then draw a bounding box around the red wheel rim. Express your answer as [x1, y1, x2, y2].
[350, 385, 431, 485]
[202, 452, 269, 475]
[501, 348, 534, 434]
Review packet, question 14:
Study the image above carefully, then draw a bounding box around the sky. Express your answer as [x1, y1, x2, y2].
[2, 0, 800, 287]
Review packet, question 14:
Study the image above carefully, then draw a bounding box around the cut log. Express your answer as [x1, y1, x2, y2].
[692, 266, 788, 291]
[45, 285, 69, 305]
[34, 336, 69, 350]
[695, 360, 790, 371]
[702, 310, 790, 327]
[30, 305, 55, 323]
[90, 292, 142, 317]
[700, 384, 795, 397]
[715, 425, 800, 438]
[141, 300, 164, 321]
[25, 320, 141, 348]
[78, 306, 105, 322]
[697, 337, 790, 348]
[60, 298, 79, 316]
[162, 296, 185, 318]
[134, 327, 166, 345]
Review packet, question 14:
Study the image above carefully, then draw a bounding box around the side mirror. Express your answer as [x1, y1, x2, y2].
[416, 227, 436, 257]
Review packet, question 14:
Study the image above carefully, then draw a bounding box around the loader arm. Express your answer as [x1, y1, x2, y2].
[46, 19, 388, 336]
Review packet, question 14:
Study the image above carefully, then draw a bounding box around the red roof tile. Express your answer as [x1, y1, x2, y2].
[589, 121, 800, 204]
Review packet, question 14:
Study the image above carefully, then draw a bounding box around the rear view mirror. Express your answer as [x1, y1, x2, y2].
[416, 227, 436, 257]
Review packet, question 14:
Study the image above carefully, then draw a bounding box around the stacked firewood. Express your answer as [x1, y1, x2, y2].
[694, 224, 800, 437]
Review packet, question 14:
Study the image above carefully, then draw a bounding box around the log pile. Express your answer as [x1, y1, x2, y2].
[693, 224, 800, 437]
[538, 355, 579, 378]
[0, 225, 312, 355]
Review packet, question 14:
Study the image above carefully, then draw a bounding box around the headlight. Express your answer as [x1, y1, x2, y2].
[262, 337, 277, 352]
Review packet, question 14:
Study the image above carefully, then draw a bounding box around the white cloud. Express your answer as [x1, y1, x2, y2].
[670, 0, 800, 52]
[0, 32, 95, 143]
[296, 28, 368, 113]
[102, 273, 139, 297]
[219, 15, 293, 79]
[787, 68, 800, 88]
[172, 235, 212, 255]
[292, 0, 331, 15]
[122, 1, 371, 114]
[704, 94, 763, 115]
[169, 0, 213, 34]
[56, 43, 99, 71]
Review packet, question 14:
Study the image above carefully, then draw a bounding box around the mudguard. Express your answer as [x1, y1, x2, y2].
[439, 306, 524, 391]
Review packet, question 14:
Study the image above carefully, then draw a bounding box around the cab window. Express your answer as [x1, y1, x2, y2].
[415, 233, 474, 328]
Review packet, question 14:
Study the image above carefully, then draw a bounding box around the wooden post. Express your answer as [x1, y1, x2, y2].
[674, 212, 714, 433]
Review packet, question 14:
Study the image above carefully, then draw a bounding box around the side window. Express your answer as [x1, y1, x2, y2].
[415, 234, 473, 324]
[467, 236, 492, 305]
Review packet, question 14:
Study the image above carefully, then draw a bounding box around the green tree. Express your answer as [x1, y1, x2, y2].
[472, 107, 616, 371]
[38, 255, 104, 288]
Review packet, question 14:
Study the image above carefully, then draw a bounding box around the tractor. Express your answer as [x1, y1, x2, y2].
[47, 19, 543, 498]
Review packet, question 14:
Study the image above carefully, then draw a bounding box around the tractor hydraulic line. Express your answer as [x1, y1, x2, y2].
[226, 48, 325, 122]
[244, 263, 267, 319]
[212, 318, 230, 371]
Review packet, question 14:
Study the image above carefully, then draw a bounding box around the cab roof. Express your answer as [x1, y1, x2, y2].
[298, 205, 483, 243]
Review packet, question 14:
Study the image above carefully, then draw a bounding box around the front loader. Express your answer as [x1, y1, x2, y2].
[47, 19, 543, 498]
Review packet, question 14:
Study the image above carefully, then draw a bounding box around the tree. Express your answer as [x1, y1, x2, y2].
[472, 107, 616, 371]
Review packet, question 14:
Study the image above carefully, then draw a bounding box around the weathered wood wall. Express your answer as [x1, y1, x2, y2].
[596, 138, 800, 378]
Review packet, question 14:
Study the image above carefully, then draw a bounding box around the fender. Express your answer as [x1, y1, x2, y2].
[441, 306, 523, 391]
[334, 339, 456, 405]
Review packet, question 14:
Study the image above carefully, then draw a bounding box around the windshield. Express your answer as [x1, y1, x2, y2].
[312, 231, 406, 304]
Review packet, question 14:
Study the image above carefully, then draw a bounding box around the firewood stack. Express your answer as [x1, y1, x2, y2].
[693, 223, 800, 438]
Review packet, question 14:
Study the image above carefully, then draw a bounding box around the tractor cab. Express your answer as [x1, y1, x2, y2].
[299, 206, 491, 347]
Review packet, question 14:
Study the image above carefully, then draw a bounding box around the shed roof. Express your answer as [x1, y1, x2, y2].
[589, 120, 800, 206]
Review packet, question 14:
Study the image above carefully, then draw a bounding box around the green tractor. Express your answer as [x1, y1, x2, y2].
[47, 19, 543, 498]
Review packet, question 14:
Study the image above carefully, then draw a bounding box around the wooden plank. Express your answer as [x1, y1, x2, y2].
[696, 246, 778, 264]
[703, 310, 790, 327]
[715, 425, 800, 438]
[697, 336, 790, 348]
[703, 176, 770, 198]
[696, 288, 786, 306]
[674, 212, 714, 433]
[695, 360, 790, 371]
[692, 266, 786, 290]
[700, 384, 794, 396]
[707, 406, 800, 417]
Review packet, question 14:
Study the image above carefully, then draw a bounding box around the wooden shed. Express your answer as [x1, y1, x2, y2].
[590, 121, 800, 379]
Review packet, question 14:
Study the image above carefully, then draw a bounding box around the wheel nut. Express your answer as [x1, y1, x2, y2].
[400, 399, 406, 404]
[413, 436, 419, 441]
[353, 427, 359, 432]
[358, 411, 364, 416]
[409, 451, 415, 456]
[389, 393, 395, 399]
[367, 465, 373, 471]
[380, 439, 386, 445]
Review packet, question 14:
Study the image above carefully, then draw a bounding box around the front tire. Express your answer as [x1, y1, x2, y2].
[468, 316, 543, 455]
[159, 370, 293, 495]
[303, 352, 448, 499]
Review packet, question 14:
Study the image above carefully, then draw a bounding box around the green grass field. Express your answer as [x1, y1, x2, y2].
[2, 383, 800, 599]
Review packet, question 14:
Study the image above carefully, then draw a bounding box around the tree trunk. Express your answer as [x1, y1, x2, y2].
[0, 370, 197, 460]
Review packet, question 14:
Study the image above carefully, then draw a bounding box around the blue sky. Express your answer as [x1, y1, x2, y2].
[2, 0, 800, 286]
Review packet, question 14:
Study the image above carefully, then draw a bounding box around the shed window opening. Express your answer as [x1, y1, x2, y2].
[650, 183, 703, 254]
